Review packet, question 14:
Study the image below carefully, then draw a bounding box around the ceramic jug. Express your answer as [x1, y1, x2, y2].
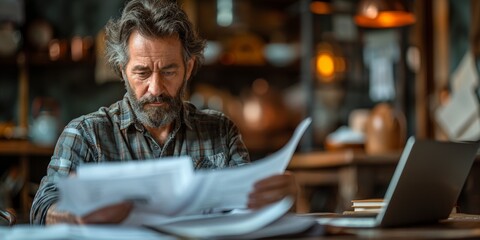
[30, 97, 59, 146]
[365, 103, 406, 154]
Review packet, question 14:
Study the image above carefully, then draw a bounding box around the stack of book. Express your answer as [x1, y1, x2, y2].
[344, 198, 385, 215]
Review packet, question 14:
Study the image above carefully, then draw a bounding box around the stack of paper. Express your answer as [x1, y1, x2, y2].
[56, 118, 315, 239]
[344, 198, 385, 215]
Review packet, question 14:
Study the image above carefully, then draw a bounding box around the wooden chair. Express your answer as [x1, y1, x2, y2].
[0, 209, 16, 226]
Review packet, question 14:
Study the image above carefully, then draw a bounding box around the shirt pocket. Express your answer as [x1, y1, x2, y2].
[194, 152, 227, 169]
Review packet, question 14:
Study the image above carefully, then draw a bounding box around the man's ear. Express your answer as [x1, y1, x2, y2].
[120, 68, 127, 81]
[185, 57, 195, 81]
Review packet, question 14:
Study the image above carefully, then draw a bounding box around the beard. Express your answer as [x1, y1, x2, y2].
[125, 79, 187, 128]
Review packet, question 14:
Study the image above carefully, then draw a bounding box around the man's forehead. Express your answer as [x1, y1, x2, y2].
[129, 38, 181, 59]
[128, 30, 181, 46]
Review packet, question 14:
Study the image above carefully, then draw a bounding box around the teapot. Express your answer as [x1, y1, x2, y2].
[30, 97, 60, 146]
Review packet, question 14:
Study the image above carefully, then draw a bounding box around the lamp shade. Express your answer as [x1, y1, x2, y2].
[355, 0, 415, 28]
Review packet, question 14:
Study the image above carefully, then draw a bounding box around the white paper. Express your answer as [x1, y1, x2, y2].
[57, 117, 312, 235]
[151, 197, 295, 238]
[451, 51, 478, 92]
[435, 85, 480, 140]
[1, 224, 172, 240]
[457, 117, 480, 141]
[435, 50, 480, 141]
[174, 117, 311, 215]
[58, 157, 195, 216]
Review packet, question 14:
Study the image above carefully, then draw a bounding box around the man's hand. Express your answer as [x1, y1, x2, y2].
[46, 201, 133, 225]
[247, 171, 297, 209]
[81, 201, 133, 224]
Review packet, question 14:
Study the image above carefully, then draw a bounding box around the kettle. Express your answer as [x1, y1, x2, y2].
[30, 97, 60, 146]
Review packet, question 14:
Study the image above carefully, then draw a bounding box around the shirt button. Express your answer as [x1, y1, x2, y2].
[134, 123, 144, 132]
[153, 145, 159, 149]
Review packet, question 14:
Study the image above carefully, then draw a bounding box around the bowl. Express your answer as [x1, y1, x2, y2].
[204, 41, 222, 65]
[263, 43, 298, 67]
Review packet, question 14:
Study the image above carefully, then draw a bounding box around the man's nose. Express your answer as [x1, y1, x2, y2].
[148, 73, 165, 96]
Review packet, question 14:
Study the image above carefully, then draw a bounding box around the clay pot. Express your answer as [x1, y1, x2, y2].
[365, 103, 406, 154]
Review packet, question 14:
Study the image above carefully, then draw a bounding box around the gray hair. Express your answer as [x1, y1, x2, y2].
[104, 0, 206, 79]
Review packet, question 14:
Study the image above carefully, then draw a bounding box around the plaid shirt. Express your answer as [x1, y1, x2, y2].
[30, 95, 250, 224]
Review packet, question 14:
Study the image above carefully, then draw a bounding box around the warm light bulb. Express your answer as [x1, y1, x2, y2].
[355, 0, 416, 28]
[364, 5, 379, 18]
[316, 52, 335, 80]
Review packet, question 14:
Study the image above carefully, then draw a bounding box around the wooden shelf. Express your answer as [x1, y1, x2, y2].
[200, 62, 300, 74]
[0, 140, 54, 156]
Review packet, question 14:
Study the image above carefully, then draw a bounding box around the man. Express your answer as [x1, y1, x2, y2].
[31, 0, 297, 225]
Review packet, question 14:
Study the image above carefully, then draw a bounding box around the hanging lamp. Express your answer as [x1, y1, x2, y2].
[355, 0, 415, 28]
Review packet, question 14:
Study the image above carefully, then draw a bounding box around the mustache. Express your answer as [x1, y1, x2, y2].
[139, 95, 175, 105]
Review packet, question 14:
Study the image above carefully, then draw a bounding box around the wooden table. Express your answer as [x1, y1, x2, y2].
[0, 140, 54, 220]
[310, 213, 480, 239]
[288, 150, 403, 213]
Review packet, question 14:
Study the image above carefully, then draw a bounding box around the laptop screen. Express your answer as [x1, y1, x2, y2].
[378, 137, 479, 227]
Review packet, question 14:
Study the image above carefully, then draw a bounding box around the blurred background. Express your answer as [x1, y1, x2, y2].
[1, 0, 479, 222]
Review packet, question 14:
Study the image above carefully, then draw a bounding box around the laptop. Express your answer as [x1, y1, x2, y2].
[317, 137, 480, 228]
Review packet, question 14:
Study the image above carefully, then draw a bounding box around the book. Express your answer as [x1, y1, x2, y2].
[343, 198, 384, 216]
[351, 198, 385, 208]
[56, 118, 314, 238]
[353, 207, 383, 212]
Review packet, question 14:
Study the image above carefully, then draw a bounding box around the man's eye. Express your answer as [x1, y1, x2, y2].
[136, 72, 150, 78]
[162, 71, 176, 77]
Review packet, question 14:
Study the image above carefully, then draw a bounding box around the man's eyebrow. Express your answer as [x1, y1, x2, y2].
[160, 63, 180, 70]
[131, 63, 179, 72]
[131, 65, 150, 72]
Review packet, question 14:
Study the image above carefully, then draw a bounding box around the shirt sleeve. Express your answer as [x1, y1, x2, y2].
[30, 121, 94, 224]
[225, 118, 251, 167]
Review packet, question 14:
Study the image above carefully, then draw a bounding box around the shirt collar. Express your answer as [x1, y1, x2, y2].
[119, 95, 137, 131]
[182, 102, 194, 130]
